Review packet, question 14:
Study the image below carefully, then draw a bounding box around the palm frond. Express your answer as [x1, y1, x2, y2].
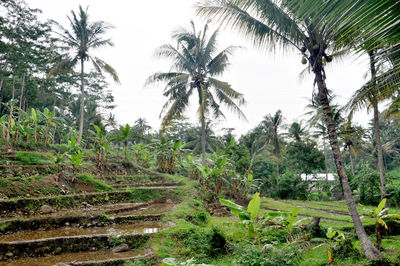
[197, 0, 304, 52]
[91, 57, 120, 83]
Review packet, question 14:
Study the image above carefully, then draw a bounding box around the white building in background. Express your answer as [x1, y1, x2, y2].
[301, 173, 336, 181]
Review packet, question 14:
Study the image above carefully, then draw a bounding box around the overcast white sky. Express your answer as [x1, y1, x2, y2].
[28, 0, 372, 136]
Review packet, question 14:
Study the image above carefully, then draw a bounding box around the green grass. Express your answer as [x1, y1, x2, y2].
[14, 151, 49, 165]
[76, 174, 113, 191]
[0, 178, 9, 188]
[261, 198, 400, 230]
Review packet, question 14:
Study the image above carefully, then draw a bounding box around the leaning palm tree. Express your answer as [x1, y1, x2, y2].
[197, 0, 380, 259]
[50, 6, 120, 144]
[146, 21, 246, 166]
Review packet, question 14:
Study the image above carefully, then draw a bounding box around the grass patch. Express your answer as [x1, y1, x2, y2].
[0, 178, 10, 188]
[14, 151, 49, 165]
[76, 174, 113, 191]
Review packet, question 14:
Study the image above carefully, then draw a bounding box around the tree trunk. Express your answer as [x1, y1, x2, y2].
[369, 51, 386, 205]
[323, 137, 329, 180]
[11, 76, 15, 100]
[19, 73, 25, 112]
[201, 116, 206, 166]
[315, 70, 381, 260]
[373, 104, 386, 201]
[77, 58, 85, 145]
[349, 151, 355, 176]
[0, 75, 4, 114]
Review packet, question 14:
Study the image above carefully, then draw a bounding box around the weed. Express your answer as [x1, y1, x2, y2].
[100, 213, 113, 222]
[108, 235, 126, 248]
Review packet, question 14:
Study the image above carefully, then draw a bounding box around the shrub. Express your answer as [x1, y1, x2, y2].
[277, 172, 307, 200]
[170, 226, 227, 261]
[351, 165, 380, 205]
[76, 174, 113, 191]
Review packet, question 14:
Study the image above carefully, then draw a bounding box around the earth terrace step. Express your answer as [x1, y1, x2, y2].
[0, 249, 153, 266]
[0, 222, 167, 261]
[0, 186, 182, 215]
[111, 182, 181, 189]
[0, 164, 59, 177]
[0, 202, 175, 234]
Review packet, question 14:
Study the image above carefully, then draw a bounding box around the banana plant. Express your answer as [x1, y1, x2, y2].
[363, 198, 400, 250]
[69, 151, 84, 172]
[48, 153, 65, 164]
[62, 138, 81, 155]
[1, 115, 7, 140]
[42, 108, 55, 144]
[131, 143, 152, 167]
[150, 137, 184, 174]
[30, 108, 38, 142]
[181, 154, 202, 180]
[220, 192, 261, 236]
[326, 228, 346, 264]
[90, 125, 110, 169]
[2, 99, 18, 142]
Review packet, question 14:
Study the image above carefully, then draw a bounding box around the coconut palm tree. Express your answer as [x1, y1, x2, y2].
[261, 110, 284, 178]
[305, 93, 343, 179]
[346, 50, 393, 204]
[288, 121, 307, 142]
[339, 121, 366, 176]
[50, 6, 119, 144]
[197, 0, 380, 259]
[146, 21, 246, 167]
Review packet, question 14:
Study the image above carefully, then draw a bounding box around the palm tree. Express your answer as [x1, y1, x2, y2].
[261, 110, 283, 178]
[305, 93, 343, 180]
[339, 121, 366, 176]
[288, 121, 307, 142]
[146, 21, 246, 167]
[197, 0, 380, 259]
[50, 6, 119, 144]
[105, 113, 118, 131]
[346, 43, 400, 207]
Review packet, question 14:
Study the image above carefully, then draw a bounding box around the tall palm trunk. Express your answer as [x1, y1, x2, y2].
[323, 137, 329, 180]
[11, 76, 15, 100]
[373, 103, 386, 202]
[19, 73, 25, 112]
[77, 58, 85, 145]
[349, 151, 355, 176]
[0, 75, 4, 114]
[315, 70, 381, 259]
[369, 51, 386, 203]
[201, 116, 206, 166]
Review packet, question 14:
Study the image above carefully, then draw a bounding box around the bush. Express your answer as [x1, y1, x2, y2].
[76, 174, 113, 191]
[15, 151, 48, 165]
[170, 226, 227, 261]
[277, 172, 308, 200]
[387, 173, 400, 207]
[351, 165, 380, 205]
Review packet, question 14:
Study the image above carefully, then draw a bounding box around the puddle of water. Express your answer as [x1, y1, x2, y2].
[0, 222, 165, 243]
[0, 249, 149, 266]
